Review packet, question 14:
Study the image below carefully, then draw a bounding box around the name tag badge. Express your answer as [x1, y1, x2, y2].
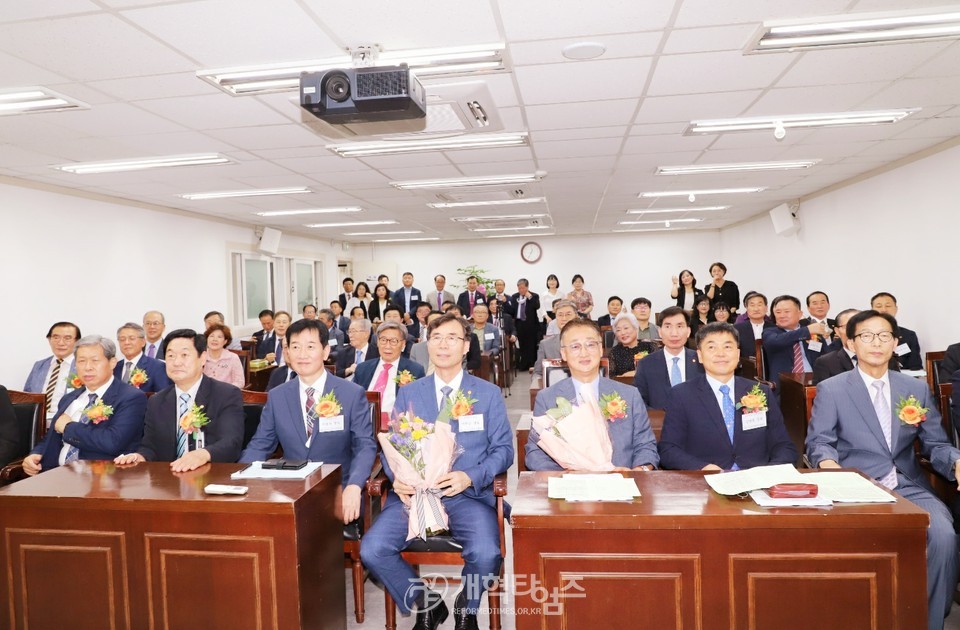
[458, 413, 484, 432]
[411, 294, 419, 300]
[484, 332, 495, 340]
[742, 411, 767, 431]
[895, 343, 910, 356]
[316, 415, 345, 432]
[808, 340, 823, 353]
[329, 338, 338, 346]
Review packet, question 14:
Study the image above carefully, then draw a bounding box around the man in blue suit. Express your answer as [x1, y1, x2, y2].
[113, 323, 171, 393]
[526, 319, 658, 471]
[354, 322, 425, 429]
[24, 321, 81, 423]
[807, 310, 960, 630]
[634, 306, 703, 410]
[391, 271, 423, 323]
[761, 295, 829, 390]
[240, 319, 377, 525]
[23, 335, 146, 476]
[659, 323, 797, 470]
[361, 312, 514, 630]
[115, 329, 244, 471]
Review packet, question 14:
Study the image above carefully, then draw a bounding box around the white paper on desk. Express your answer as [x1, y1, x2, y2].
[749, 490, 833, 508]
[230, 461, 323, 480]
[802, 472, 896, 503]
[547, 473, 640, 502]
[704, 464, 805, 496]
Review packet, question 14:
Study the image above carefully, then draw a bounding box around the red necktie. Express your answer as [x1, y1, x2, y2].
[469, 292, 475, 314]
[373, 362, 393, 394]
[792, 342, 805, 372]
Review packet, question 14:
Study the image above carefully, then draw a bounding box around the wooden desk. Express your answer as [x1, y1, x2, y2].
[511, 470, 928, 630]
[529, 376, 541, 410]
[247, 363, 277, 391]
[779, 371, 816, 461]
[0, 462, 345, 629]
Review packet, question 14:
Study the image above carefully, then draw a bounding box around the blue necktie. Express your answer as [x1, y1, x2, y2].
[670, 356, 682, 386]
[64, 393, 98, 463]
[176, 393, 190, 457]
[356, 349, 362, 364]
[719, 384, 735, 444]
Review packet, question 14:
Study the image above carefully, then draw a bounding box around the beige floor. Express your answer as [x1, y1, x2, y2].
[346, 368, 960, 630]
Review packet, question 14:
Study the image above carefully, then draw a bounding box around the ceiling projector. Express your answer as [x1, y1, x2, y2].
[300, 65, 426, 124]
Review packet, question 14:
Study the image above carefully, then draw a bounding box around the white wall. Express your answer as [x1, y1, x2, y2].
[1, 181, 343, 387]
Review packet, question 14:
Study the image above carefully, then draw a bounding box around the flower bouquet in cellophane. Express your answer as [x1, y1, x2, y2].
[378, 408, 461, 541]
[531, 391, 615, 471]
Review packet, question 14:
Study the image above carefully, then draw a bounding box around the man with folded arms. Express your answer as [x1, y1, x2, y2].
[526, 318, 658, 471]
[361, 312, 513, 630]
[240, 319, 376, 525]
[114, 322, 170, 393]
[659, 322, 796, 471]
[24, 321, 81, 426]
[634, 307, 702, 410]
[807, 310, 960, 629]
[115, 329, 244, 472]
[23, 335, 146, 476]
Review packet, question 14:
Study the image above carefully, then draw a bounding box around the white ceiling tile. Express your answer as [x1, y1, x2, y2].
[745, 82, 888, 116]
[205, 124, 336, 151]
[856, 136, 953, 158]
[674, 0, 851, 28]
[0, 144, 61, 167]
[309, 170, 391, 189]
[0, 116, 88, 145]
[0, 0, 101, 23]
[45, 102, 188, 137]
[498, 0, 675, 41]
[468, 73, 520, 109]
[23, 136, 153, 162]
[907, 41, 960, 79]
[648, 50, 794, 96]
[629, 122, 689, 136]
[510, 32, 662, 66]
[0, 50, 71, 84]
[795, 122, 922, 145]
[0, 14, 195, 81]
[777, 41, 951, 88]
[535, 137, 623, 159]
[525, 99, 640, 130]
[861, 76, 960, 109]
[706, 130, 812, 150]
[537, 156, 617, 172]
[635, 91, 761, 124]
[271, 154, 370, 174]
[358, 153, 452, 169]
[622, 134, 714, 155]
[533, 126, 628, 142]
[136, 93, 310, 131]
[682, 146, 788, 163]
[444, 146, 535, 164]
[45, 82, 116, 106]
[88, 72, 220, 102]
[663, 24, 759, 54]
[455, 160, 538, 176]
[115, 131, 242, 155]
[516, 57, 652, 105]
[379, 164, 465, 180]
[891, 116, 960, 140]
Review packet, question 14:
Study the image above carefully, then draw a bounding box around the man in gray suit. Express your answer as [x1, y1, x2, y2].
[534, 300, 579, 378]
[424, 274, 455, 312]
[807, 310, 960, 630]
[526, 318, 658, 471]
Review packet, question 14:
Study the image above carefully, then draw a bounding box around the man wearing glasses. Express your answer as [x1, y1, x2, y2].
[361, 312, 513, 630]
[25, 321, 82, 425]
[525, 318, 658, 472]
[354, 321, 425, 429]
[807, 310, 960, 629]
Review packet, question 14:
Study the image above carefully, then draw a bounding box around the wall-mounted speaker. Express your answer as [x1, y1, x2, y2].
[769, 201, 800, 236]
[258, 227, 282, 254]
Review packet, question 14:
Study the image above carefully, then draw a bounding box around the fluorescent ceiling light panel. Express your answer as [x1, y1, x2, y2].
[657, 160, 819, 175]
[627, 206, 728, 214]
[55, 153, 230, 175]
[305, 220, 398, 228]
[373, 237, 441, 243]
[329, 133, 528, 157]
[686, 109, 920, 135]
[469, 225, 552, 233]
[614, 227, 691, 233]
[255, 207, 361, 217]
[619, 218, 704, 225]
[450, 213, 548, 222]
[0, 87, 88, 115]
[750, 9, 960, 52]
[427, 197, 546, 209]
[180, 187, 311, 200]
[197, 44, 505, 96]
[484, 233, 555, 239]
[639, 187, 764, 198]
[391, 173, 545, 190]
[343, 230, 423, 236]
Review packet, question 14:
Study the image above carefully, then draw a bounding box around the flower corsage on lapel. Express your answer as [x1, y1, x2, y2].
[896, 395, 928, 426]
[67, 372, 83, 390]
[85, 400, 114, 424]
[315, 391, 342, 417]
[395, 370, 417, 386]
[634, 351, 649, 361]
[128, 368, 149, 389]
[599, 391, 628, 422]
[179, 403, 210, 448]
[735, 383, 768, 413]
[437, 389, 478, 423]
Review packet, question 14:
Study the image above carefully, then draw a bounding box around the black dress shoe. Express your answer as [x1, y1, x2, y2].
[412, 591, 449, 630]
[452, 590, 479, 630]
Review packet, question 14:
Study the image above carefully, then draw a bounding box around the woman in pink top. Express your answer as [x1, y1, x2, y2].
[565, 274, 594, 319]
[202, 324, 245, 389]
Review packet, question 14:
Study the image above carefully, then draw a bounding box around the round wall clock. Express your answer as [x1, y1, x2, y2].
[520, 241, 542, 264]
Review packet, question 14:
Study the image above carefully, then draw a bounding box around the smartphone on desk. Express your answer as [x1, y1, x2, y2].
[261, 458, 308, 470]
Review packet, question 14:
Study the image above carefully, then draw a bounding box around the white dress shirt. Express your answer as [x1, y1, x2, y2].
[58, 377, 115, 465]
[44, 356, 75, 421]
[367, 359, 399, 413]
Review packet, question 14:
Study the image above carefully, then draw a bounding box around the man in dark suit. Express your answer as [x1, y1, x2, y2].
[488, 297, 516, 346]
[512, 278, 541, 371]
[871, 292, 922, 371]
[761, 295, 829, 390]
[337, 319, 379, 379]
[115, 329, 244, 471]
[382, 305, 417, 359]
[240, 318, 377, 526]
[490, 278, 516, 318]
[596, 295, 623, 328]
[799, 290, 837, 346]
[0, 386, 21, 469]
[807, 310, 960, 627]
[634, 307, 703, 410]
[940, 342, 960, 384]
[390, 271, 422, 323]
[456, 275, 485, 318]
[24, 321, 81, 423]
[360, 312, 514, 630]
[338, 277, 354, 310]
[142, 310, 166, 360]
[812, 308, 899, 385]
[733, 292, 774, 352]
[659, 322, 797, 470]
[317, 308, 345, 363]
[23, 335, 146, 476]
[113, 322, 171, 393]
[330, 301, 350, 334]
[354, 322, 426, 428]
[252, 309, 274, 347]
[267, 341, 298, 391]
[407, 302, 432, 342]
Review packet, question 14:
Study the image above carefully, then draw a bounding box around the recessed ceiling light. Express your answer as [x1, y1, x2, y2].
[749, 9, 960, 52]
[450, 213, 548, 222]
[657, 160, 819, 175]
[197, 44, 506, 96]
[372, 237, 441, 243]
[328, 133, 528, 157]
[561, 42, 607, 60]
[427, 197, 546, 209]
[305, 220, 398, 228]
[0, 87, 88, 115]
[686, 109, 920, 135]
[391, 172, 546, 190]
[255, 207, 362, 217]
[343, 230, 423, 236]
[469, 225, 552, 233]
[639, 187, 765, 199]
[627, 206, 729, 214]
[619, 218, 704, 225]
[180, 187, 311, 200]
[55, 153, 231, 175]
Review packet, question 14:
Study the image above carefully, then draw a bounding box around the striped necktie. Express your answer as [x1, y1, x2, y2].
[44, 358, 63, 416]
[176, 393, 190, 457]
